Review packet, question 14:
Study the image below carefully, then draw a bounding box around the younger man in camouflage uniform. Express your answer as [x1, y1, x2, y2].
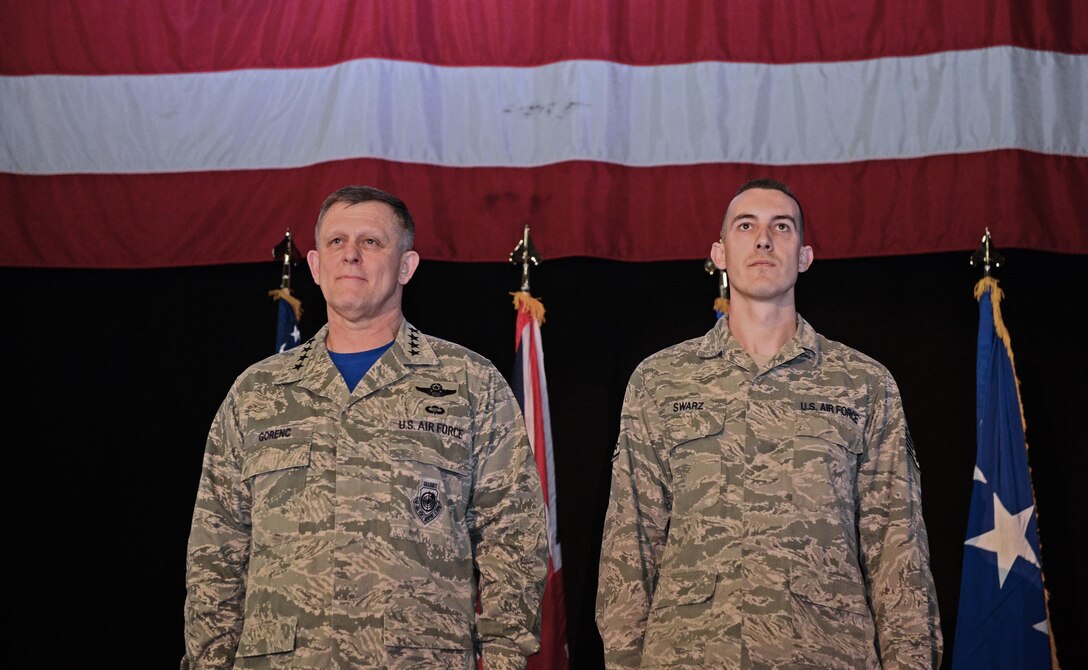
[184, 186, 547, 669]
[596, 179, 942, 669]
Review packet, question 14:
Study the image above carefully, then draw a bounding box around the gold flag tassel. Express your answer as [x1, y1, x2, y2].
[705, 259, 729, 315]
[268, 287, 303, 322]
[511, 291, 546, 325]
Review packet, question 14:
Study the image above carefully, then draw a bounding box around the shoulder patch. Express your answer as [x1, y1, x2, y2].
[412, 478, 443, 525]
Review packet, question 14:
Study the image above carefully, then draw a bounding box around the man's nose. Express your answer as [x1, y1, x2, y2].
[342, 242, 361, 262]
[755, 226, 773, 250]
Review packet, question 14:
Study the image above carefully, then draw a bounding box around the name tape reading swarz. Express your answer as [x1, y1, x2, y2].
[391, 419, 468, 441]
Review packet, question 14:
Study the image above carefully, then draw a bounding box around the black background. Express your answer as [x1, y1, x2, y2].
[6, 249, 1084, 668]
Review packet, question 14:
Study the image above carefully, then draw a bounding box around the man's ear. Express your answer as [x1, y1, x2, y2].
[798, 245, 814, 273]
[307, 249, 321, 284]
[710, 239, 727, 271]
[398, 250, 420, 286]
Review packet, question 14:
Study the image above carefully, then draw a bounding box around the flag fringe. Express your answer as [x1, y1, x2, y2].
[268, 287, 303, 321]
[511, 291, 546, 325]
[973, 276, 1061, 669]
[713, 297, 730, 315]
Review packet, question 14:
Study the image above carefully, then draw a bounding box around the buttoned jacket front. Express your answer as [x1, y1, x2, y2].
[185, 320, 547, 670]
[597, 316, 941, 669]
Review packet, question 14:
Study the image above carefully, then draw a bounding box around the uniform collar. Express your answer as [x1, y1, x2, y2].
[275, 318, 440, 398]
[697, 313, 821, 366]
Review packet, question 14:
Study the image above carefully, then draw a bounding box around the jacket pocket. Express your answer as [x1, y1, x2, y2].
[788, 566, 878, 668]
[792, 415, 862, 512]
[236, 616, 297, 658]
[388, 438, 471, 551]
[383, 609, 473, 670]
[789, 564, 870, 615]
[383, 609, 472, 650]
[242, 425, 313, 546]
[642, 570, 718, 667]
[663, 414, 724, 517]
[650, 569, 717, 610]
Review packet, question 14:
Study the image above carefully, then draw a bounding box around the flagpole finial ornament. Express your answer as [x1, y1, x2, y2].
[274, 228, 303, 290]
[509, 223, 541, 292]
[970, 227, 1004, 278]
[704, 258, 730, 314]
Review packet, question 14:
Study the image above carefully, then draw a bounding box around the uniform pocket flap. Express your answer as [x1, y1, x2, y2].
[665, 413, 724, 447]
[389, 441, 470, 476]
[383, 609, 472, 650]
[237, 617, 297, 657]
[789, 568, 870, 615]
[241, 428, 312, 479]
[797, 416, 863, 455]
[650, 570, 717, 609]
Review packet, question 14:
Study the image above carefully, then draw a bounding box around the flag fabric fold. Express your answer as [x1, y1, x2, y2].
[951, 277, 1056, 669]
[269, 287, 302, 353]
[511, 291, 570, 670]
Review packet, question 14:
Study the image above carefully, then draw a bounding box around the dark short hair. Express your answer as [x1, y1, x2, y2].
[315, 185, 415, 251]
[733, 178, 805, 242]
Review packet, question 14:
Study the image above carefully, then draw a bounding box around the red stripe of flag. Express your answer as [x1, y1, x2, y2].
[2, 0, 1082, 75]
[3, 150, 1084, 268]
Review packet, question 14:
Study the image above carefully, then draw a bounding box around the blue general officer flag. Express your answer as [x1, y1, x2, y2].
[270, 287, 302, 353]
[951, 278, 1054, 669]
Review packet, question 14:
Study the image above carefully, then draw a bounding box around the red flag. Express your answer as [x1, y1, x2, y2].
[513, 294, 570, 670]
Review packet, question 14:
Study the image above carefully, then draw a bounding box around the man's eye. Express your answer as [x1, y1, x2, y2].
[737, 223, 751, 231]
[775, 223, 790, 231]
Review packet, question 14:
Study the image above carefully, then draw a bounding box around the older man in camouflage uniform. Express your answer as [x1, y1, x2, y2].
[184, 186, 547, 669]
[597, 179, 942, 669]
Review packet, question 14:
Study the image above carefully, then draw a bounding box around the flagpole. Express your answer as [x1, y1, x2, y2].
[508, 225, 569, 670]
[269, 228, 303, 352]
[509, 224, 545, 323]
[704, 258, 729, 317]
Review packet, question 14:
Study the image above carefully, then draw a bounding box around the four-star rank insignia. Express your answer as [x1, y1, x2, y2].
[412, 479, 443, 525]
[416, 383, 456, 397]
[408, 327, 421, 356]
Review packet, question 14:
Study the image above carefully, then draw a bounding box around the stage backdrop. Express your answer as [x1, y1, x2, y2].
[2, 1, 1086, 268]
[4, 250, 1085, 669]
[2, 3, 1085, 668]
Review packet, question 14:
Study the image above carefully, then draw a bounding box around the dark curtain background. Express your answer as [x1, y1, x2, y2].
[6, 249, 1084, 668]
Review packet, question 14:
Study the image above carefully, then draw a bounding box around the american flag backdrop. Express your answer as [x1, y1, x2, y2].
[2, 2, 1085, 269]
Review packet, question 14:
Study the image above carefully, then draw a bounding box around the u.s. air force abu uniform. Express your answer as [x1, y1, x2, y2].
[596, 315, 941, 669]
[184, 320, 547, 670]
